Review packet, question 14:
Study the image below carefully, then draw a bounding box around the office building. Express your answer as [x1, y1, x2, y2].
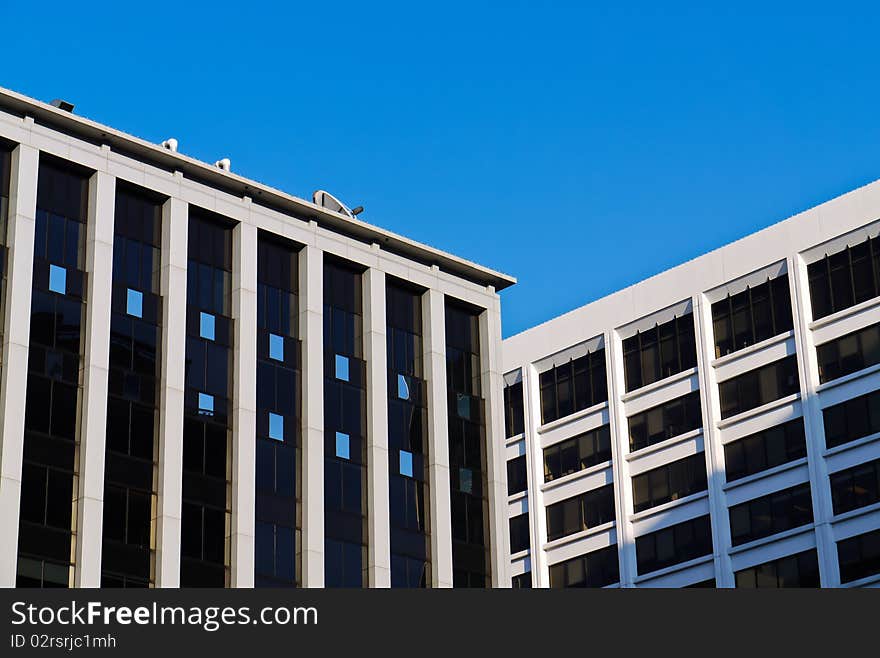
[504, 177, 880, 587]
[0, 86, 514, 588]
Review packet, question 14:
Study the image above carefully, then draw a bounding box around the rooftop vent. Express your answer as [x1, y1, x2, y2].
[214, 158, 231, 172]
[50, 99, 75, 113]
[313, 190, 363, 219]
[161, 138, 178, 152]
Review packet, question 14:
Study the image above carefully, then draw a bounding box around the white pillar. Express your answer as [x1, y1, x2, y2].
[480, 292, 511, 587]
[606, 329, 638, 586]
[74, 167, 116, 587]
[364, 265, 390, 587]
[423, 288, 452, 587]
[299, 241, 324, 587]
[230, 221, 257, 587]
[523, 363, 549, 587]
[788, 254, 838, 586]
[155, 193, 188, 587]
[692, 293, 735, 587]
[0, 143, 38, 588]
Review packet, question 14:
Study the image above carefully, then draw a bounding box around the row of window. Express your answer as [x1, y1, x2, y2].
[735, 549, 819, 588]
[505, 241, 880, 433]
[539, 531, 880, 586]
[543, 424, 612, 482]
[632, 452, 707, 513]
[712, 275, 793, 358]
[623, 314, 697, 393]
[724, 418, 807, 482]
[718, 355, 800, 419]
[546, 484, 615, 541]
[548, 544, 619, 588]
[729, 482, 813, 546]
[538, 348, 607, 424]
[628, 390, 702, 452]
[817, 321, 880, 384]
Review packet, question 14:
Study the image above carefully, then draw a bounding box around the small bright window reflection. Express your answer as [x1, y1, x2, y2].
[335, 354, 350, 382]
[126, 288, 143, 318]
[400, 450, 413, 477]
[200, 312, 216, 341]
[397, 374, 410, 400]
[268, 412, 284, 440]
[269, 333, 284, 361]
[335, 432, 350, 460]
[198, 392, 214, 416]
[49, 264, 67, 295]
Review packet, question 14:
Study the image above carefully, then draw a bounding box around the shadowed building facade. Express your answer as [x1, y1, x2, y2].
[0, 87, 514, 588]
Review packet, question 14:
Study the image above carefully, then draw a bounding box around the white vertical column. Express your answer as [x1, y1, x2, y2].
[523, 363, 549, 587]
[423, 287, 452, 587]
[605, 329, 638, 586]
[155, 194, 188, 587]
[788, 255, 838, 586]
[74, 168, 116, 587]
[692, 294, 735, 587]
[299, 241, 324, 587]
[230, 221, 257, 587]
[0, 143, 38, 587]
[480, 290, 511, 587]
[363, 266, 390, 587]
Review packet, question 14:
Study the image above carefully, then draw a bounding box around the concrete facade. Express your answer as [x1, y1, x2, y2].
[504, 176, 880, 588]
[0, 87, 514, 588]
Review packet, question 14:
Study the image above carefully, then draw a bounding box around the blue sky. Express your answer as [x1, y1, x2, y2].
[5, 2, 880, 337]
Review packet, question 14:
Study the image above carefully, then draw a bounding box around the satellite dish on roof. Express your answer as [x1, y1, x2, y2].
[313, 190, 363, 219]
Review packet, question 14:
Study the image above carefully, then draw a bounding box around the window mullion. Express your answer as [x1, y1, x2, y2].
[848, 245, 856, 306]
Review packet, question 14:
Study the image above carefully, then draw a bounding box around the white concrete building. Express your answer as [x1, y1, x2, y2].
[0, 86, 514, 588]
[503, 176, 880, 587]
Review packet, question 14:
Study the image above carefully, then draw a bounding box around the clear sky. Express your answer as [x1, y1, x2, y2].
[5, 2, 880, 337]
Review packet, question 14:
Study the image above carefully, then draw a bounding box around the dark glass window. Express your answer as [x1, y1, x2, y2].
[504, 379, 524, 437]
[180, 210, 233, 587]
[324, 258, 367, 588]
[711, 275, 793, 358]
[623, 314, 697, 392]
[632, 452, 707, 513]
[255, 234, 301, 588]
[728, 482, 813, 546]
[511, 572, 532, 588]
[735, 549, 820, 587]
[830, 457, 880, 515]
[509, 513, 530, 554]
[548, 545, 619, 588]
[546, 484, 615, 541]
[17, 158, 89, 589]
[837, 528, 880, 583]
[808, 235, 880, 321]
[543, 425, 612, 481]
[101, 184, 163, 587]
[817, 322, 880, 383]
[446, 301, 489, 587]
[635, 515, 713, 575]
[724, 418, 807, 482]
[718, 355, 799, 419]
[684, 578, 716, 588]
[507, 455, 528, 495]
[539, 348, 607, 424]
[628, 391, 702, 452]
[387, 280, 430, 588]
[822, 389, 880, 449]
